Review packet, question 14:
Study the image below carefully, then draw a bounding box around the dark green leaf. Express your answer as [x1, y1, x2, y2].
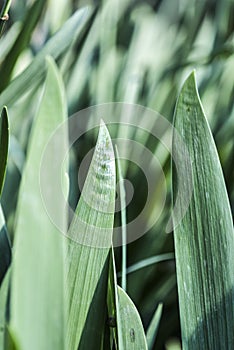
[172, 71, 234, 349]
[0, 106, 9, 196]
[0, 206, 11, 286]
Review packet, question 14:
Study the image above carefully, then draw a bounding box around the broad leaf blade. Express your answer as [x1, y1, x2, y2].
[10, 57, 68, 350]
[66, 121, 116, 349]
[172, 71, 234, 349]
[117, 286, 147, 349]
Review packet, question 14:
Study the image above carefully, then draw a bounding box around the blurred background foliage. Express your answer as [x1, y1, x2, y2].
[0, 0, 233, 348]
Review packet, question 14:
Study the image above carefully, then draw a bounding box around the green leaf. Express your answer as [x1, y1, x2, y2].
[107, 248, 123, 350]
[117, 286, 147, 349]
[0, 6, 91, 107]
[118, 253, 174, 276]
[172, 71, 234, 349]
[0, 107, 11, 288]
[10, 57, 68, 350]
[108, 249, 148, 350]
[0, 268, 10, 349]
[0, 0, 45, 92]
[0, 205, 11, 286]
[0, 106, 9, 196]
[5, 326, 20, 350]
[115, 145, 127, 291]
[146, 302, 163, 350]
[65, 121, 116, 349]
[0, 22, 21, 62]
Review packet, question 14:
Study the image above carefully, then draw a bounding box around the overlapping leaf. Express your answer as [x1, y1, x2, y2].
[0, 6, 91, 107]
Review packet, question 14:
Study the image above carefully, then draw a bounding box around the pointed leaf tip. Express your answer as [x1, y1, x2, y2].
[172, 67, 234, 349]
[98, 119, 111, 145]
[65, 120, 116, 349]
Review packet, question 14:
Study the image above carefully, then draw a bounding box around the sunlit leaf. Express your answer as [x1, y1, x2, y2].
[65, 121, 116, 349]
[0, 7, 91, 107]
[10, 57, 68, 350]
[0, 0, 45, 92]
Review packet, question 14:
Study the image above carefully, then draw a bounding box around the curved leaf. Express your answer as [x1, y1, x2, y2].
[117, 286, 147, 350]
[10, 57, 68, 350]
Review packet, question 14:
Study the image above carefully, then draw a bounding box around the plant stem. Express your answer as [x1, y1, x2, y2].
[0, 0, 12, 37]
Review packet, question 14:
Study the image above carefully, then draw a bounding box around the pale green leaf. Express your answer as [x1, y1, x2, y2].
[117, 286, 147, 349]
[10, 57, 68, 350]
[107, 248, 124, 350]
[115, 145, 127, 291]
[108, 249, 148, 350]
[65, 121, 116, 350]
[0, 268, 10, 349]
[0, 7, 91, 107]
[0, 0, 45, 92]
[118, 253, 174, 276]
[146, 302, 163, 350]
[172, 71, 234, 349]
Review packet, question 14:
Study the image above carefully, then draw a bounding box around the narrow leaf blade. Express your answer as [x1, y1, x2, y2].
[0, 268, 10, 348]
[0, 7, 91, 107]
[0, 106, 9, 196]
[66, 121, 116, 349]
[0, 206, 11, 286]
[146, 303, 163, 350]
